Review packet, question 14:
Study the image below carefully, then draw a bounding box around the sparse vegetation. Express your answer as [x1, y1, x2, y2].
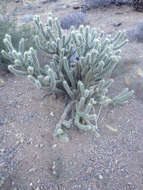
[0, 20, 35, 72]
[0, 1, 35, 73]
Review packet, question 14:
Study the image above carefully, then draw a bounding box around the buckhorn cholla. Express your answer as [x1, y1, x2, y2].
[2, 13, 134, 142]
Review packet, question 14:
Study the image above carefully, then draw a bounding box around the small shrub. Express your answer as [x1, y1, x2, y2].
[0, 19, 35, 72]
[0, 2, 35, 73]
[2, 13, 134, 142]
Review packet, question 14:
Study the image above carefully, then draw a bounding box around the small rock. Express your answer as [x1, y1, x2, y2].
[98, 174, 103, 180]
[87, 167, 93, 173]
[113, 22, 122, 27]
[28, 168, 37, 173]
[0, 148, 5, 153]
[0, 79, 4, 84]
[39, 144, 44, 148]
[15, 133, 25, 143]
[27, 138, 33, 144]
[136, 67, 143, 77]
[61, 12, 86, 30]
[35, 187, 40, 190]
[73, 4, 81, 9]
[23, 3, 36, 9]
[127, 21, 143, 43]
[17, 92, 23, 97]
[52, 144, 57, 148]
[12, 181, 15, 186]
[37, 179, 40, 183]
[50, 112, 54, 117]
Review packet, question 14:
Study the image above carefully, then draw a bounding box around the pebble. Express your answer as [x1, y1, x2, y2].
[0, 79, 4, 84]
[52, 144, 57, 148]
[87, 166, 92, 173]
[0, 149, 5, 153]
[136, 67, 143, 77]
[17, 92, 23, 97]
[23, 3, 36, 9]
[15, 133, 24, 143]
[98, 174, 103, 180]
[27, 138, 33, 144]
[35, 144, 44, 148]
[28, 168, 37, 173]
[37, 179, 40, 183]
[60, 12, 86, 30]
[50, 112, 54, 117]
[35, 187, 40, 190]
[39, 144, 44, 148]
[127, 21, 143, 43]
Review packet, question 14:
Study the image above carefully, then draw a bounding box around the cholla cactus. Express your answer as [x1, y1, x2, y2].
[2, 13, 134, 142]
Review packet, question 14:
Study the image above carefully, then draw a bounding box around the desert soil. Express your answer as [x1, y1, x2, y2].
[0, 0, 143, 190]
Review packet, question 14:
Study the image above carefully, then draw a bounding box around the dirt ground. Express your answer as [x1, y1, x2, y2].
[0, 0, 143, 189]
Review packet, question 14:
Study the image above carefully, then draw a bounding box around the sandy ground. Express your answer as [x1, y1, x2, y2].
[0, 1, 143, 189]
